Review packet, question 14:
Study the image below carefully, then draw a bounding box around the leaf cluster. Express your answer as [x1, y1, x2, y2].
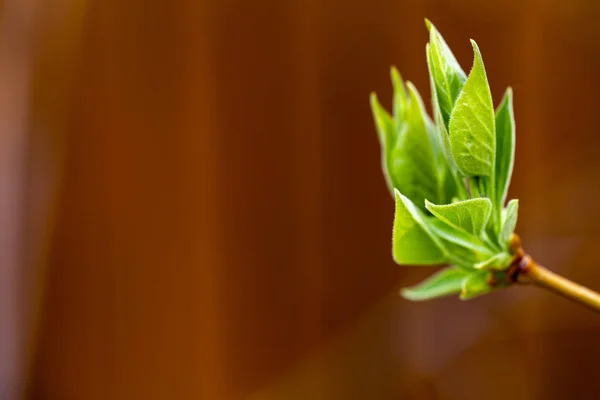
[371, 20, 518, 300]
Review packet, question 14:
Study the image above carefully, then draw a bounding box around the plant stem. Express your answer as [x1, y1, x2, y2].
[519, 262, 600, 313]
[508, 233, 600, 313]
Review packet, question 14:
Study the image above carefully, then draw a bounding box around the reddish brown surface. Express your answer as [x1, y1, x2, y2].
[3, 0, 600, 398]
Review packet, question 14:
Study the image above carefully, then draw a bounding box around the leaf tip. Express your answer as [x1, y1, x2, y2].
[424, 18, 433, 31]
[393, 189, 412, 213]
[400, 287, 434, 301]
[390, 66, 404, 93]
[405, 81, 422, 104]
[390, 65, 400, 81]
[369, 91, 378, 107]
[424, 199, 434, 212]
[399, 287, 415, 300]
[501, 86, 514, 107]
[470, 39, 482, 58]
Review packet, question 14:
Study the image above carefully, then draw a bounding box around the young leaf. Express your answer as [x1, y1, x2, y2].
[500, 199, 519, 248]
[460, 269, 493, 300]
[427, 55, 467, 203]
[427, 45, 454, 166]
[439, 240, 483, 269]
[426, 54, 468, 201]
[494, 88, 516, 211]
[425, 20, 467, 128]
[475, 252, 512, 270]
[391, 66, 408, 123]
[370, 93, 395, 194]
[425, 198, 492, 236]
[393, 190, 447, 265]
[388, 83, 441, 209]
[428, 219, 493, 258]
[449, 40, 496, 177]
[401, 266, 470, 301]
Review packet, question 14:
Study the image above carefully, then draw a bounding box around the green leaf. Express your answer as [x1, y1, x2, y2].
[401, 266, 470, 301]
[460, 269, 493, 300]
[449, 40, 496, 177]
[500, 199, 519, 248]
[426, 54, 469, 201]
[393, 190, 447, 265]
[371, 80, 444, 208]
[388, 83, 441, 209]
[393, 190, 486, 268]
[428, 219, 492, 259]
[425, 198, 492, 236]
[494, 88, 516, 211]
[440, 241, 482, 269]
[370, 93, 395, 194]
[426, 74, 462, 204]
[425, 19, 467, 128]
[475, 252, 512, 270]
[391, 66, 408, 123]
[427, 45, 457, 170]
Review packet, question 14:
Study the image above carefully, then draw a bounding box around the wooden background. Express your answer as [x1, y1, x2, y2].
[3, 0, 600, 398]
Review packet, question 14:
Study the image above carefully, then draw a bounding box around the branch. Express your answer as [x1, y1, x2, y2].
[509, 234, 600, 313]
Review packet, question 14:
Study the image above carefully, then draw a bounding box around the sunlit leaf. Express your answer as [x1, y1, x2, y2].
[500, 199, 519, 248]
[426, 198, 492, 236]
[460, 269, 493, 300]
[426, 19, 467, 128]
[494, 88, 516, 221]
[401, 266, 470, 301]
[475, 252, 512, 270]
[372, 80, 447, 208]
[449, 40, 495, 177]
[392, 190, 447, 265]
[428, 219, 492, 258]
[388, 83, 442, 209]
[370, 93, 395, 194]
[391, 66, 407, 123]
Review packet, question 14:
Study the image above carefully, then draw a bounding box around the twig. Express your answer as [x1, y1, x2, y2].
[509, 234, 600, 313]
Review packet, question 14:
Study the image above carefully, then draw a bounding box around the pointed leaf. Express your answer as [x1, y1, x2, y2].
[370, 93, 395, 194]
[449, 40, 495, 177]
[427, 44, 457, 171]
[425, 49, 465, 202]
[475, 252, 512, 270]
[428, 219, 493, 259]
[425, 198, 492, 236]
[460, 269, 493, 300]
[393, 190, 447, 265]
[391, 66, 408, 123]
[426, 19, 467, 128]
[388, 83, 441, 209]
[494, 88, 516, 209]
[439, 241, 481, 269]
[500, 199, 519, 248]
[401, 266, 470, 301]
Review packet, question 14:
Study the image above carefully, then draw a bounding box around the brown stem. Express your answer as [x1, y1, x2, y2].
[519, 262, 600, 313]
[509, 234, 600, 313]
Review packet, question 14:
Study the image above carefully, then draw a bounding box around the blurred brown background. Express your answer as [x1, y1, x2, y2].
[2, 0, 600, 398]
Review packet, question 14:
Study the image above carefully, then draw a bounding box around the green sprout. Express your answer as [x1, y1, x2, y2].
[370, 20, 600, 309]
